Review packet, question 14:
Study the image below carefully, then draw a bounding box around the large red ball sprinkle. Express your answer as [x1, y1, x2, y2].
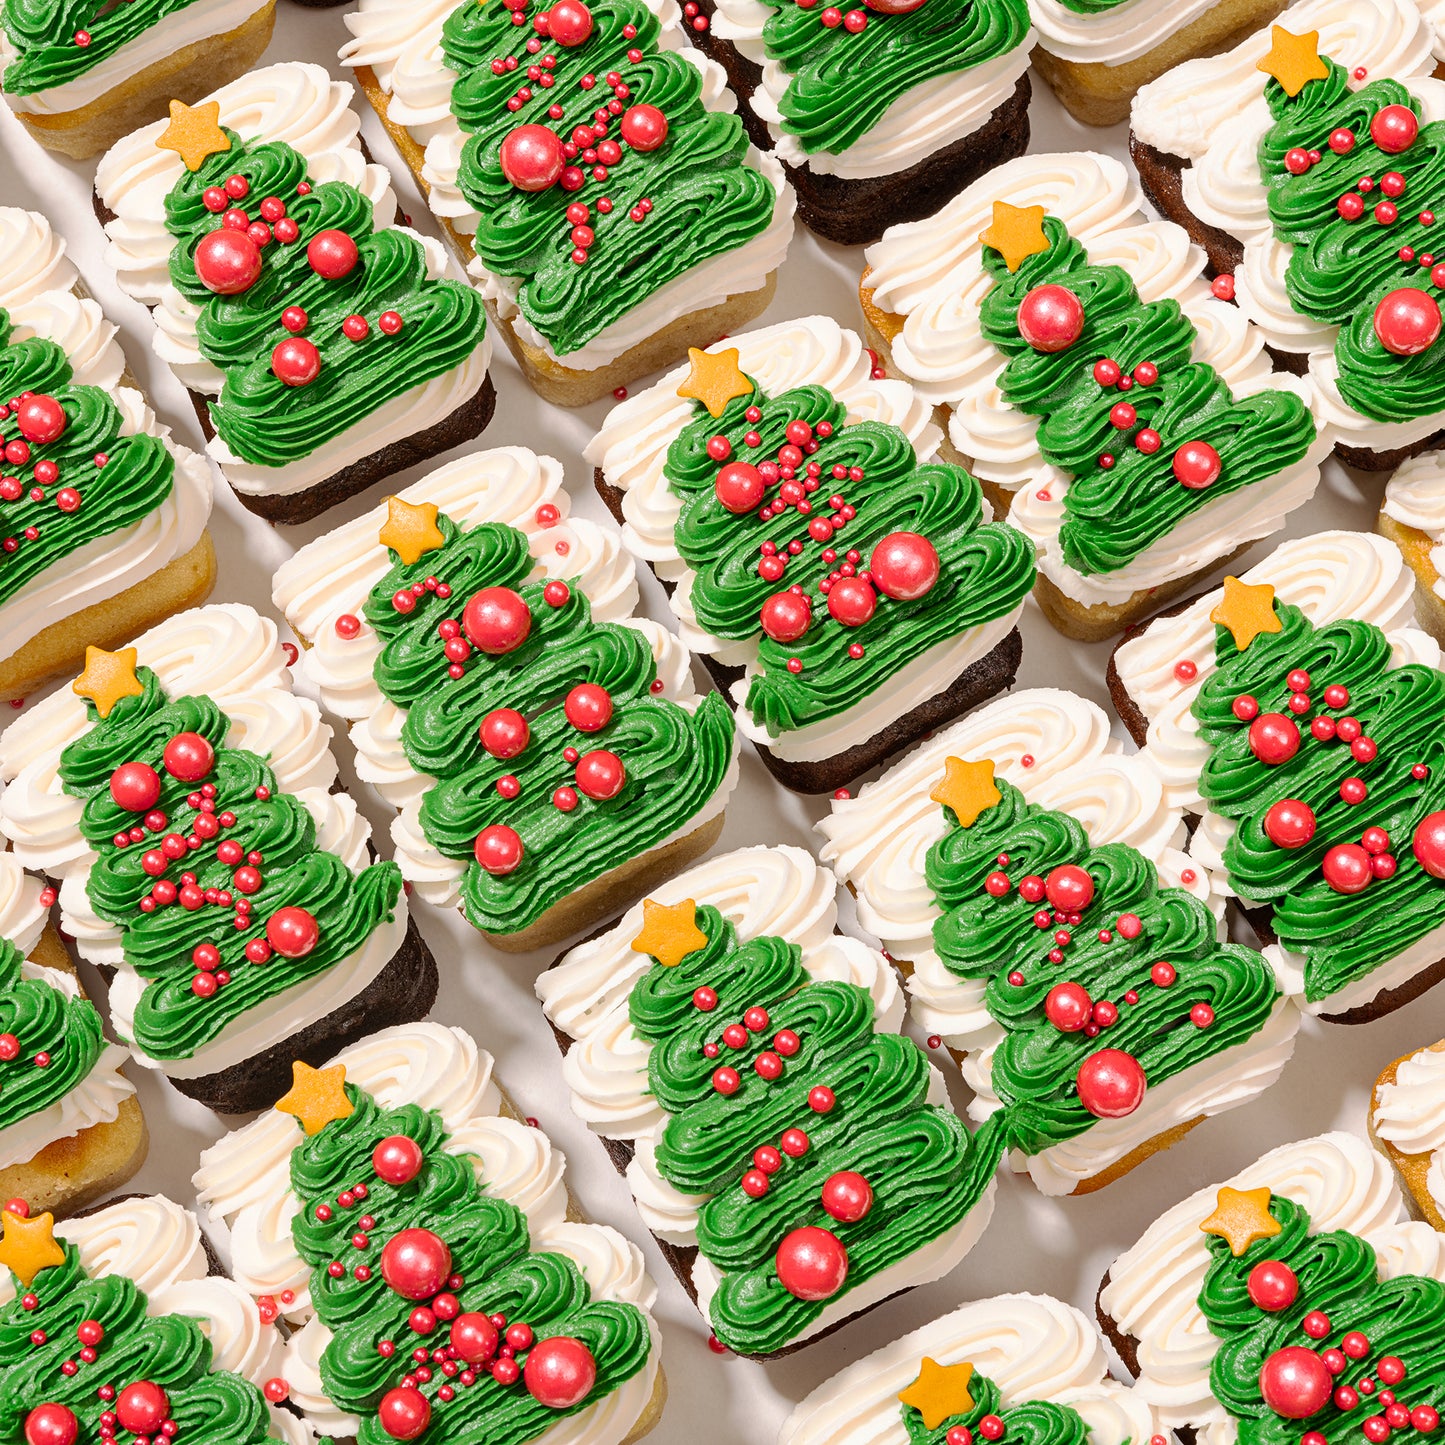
[524, 1335, 597, 1409]
[380, 1227, 452, 1300]
[163, 731, 214, 782]
[1076, 1049, 1146, 1118]
[115, 1383, 169, 1436]
[500, 124, 567, 191]
[546, 0, 593, 45]
[619, 103, 668, 151]
[827, 577, 877, 628]
[14, 395, 67, 445]
[1371, 104, 1420, 154]
[1248, 713, 1300, 766]
[1413, 811, 1445, 878]
[1045, 981, 1092, 1033]
[775, 1225, 849, 1301]
[1045, 863, 1094, 913]
[1016, 284, 1085, 353]
[272, 336, 321, 388]
[869, 532, 940, 601]
[760, 591, 812, 643]
[820, 1171, 873, 1223]
[1248, 1260, 1300, 1312]
[474, 824, 524, 875]
[110, 761, 161, 813]
[307, 229, 360, 280]
[1260, 1347, 1334, 1419]
[24, 1405, 78, 1445]
[462, 587, 532, 654]
[480, 707, 530, 758]
[1322, 843, 1373, 895]
[575, 749, 625, 801]
[714, 461, 765, 513]
[564, 683, 613, 732]
[265, 906, 319, 959]
[377, 1387, 430, 1441]
[449, 1313, 499, 1365]
[372, 1134, 424, 1184]
[1172, 440, 1222, 489]
[1373, 287, 1442, 356]
[1264, 798, 1316, 849]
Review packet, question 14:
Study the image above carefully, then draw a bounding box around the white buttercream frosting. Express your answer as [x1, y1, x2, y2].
[1383, 449, 1445, 604]
[1030, 0, 1226, 66]
[0, 603, 410, 1079]
[1373, 1040, 1445, 1217]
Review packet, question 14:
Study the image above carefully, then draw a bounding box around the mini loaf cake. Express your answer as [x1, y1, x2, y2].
[0, 849, 144, 1216]
[818, 687, 1300, 1198]
[587, 316, 1035, 794]
[273, 448, 738, 954]
[0, 0, 274, 158]
[339, 0, 795, 405]
[0, 1193, 304, 1445]
[1380, 449, 1445, 642]
[1373, 1038, 1445, 1233]
[537, 844, 1004, 1358]
[0, 604, 437, 1113]
[193, 1023, 665, 1445]
[1030, 0, 1289, 127]
[699, 0, 1034, 245]
[1108, 529, 1445, 1025]
[93, 64, 493, 524]
[1097, 1130, 1445, 1444]
[779, 1291, 1163, 1445]
[859, 152, 1327, 642]
[1128, 0, 1445, 471]
[0, 208, 214, 702]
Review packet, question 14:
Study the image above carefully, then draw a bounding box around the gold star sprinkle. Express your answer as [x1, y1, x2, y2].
[73, 646, 143, 719]
[378, 497, 446, 567]
[1256, 26, 1329, 98]
[274, 1062, 354, 1136]
[0, 1208, 66, 1287]
[1200, 1185, 1282, 1257]
[155, 99, 231, 173]
[630, 898, 709, 967]
[898, 1358, 976, 1432]
[1209, 576, 1283, 652]
[978, 201, 1049, 273]
[676, 347, 753, 419]
[930, 756, 1002, 829]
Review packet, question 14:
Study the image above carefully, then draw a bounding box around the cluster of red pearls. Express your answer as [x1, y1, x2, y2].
[942, 1417, 1011, 1445]
[795, 0, 869, 30]
[0, 391, 91, 553]
[22, 1371, 176, 1445]
[1091, 355, 1221, 486]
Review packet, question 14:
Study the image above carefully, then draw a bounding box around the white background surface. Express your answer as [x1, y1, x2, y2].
[1, 27, 1443, 1445]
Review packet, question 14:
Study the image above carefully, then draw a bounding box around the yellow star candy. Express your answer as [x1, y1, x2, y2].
[1257, 26, 1329, 99]
[676, 347, 753, 419]
[379, 497, 446, 567]
[155, 99, 231, 172]
[978, 201, 1049, 273]
[1210, 576, 1283, 652]
[275, 1062, 354, 1136]
[930, 757, 1002, 829]
[0, 1208, 66, 1287]
[72, 646, 144, 719]
[898, 1358, 976, 1432]
[1200, 1185, 1282, 1257]
[631, 898, 709, 967]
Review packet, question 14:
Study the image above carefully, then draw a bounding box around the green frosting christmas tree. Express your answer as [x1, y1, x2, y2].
[156, 104, 486, 470]
[0, 1205, 277, 1445]
[977, 203, 1316, 576]
[57, 648, 403, 1066]
[662, 346, 1035, 740]
[896, 1358, 1095, 1445]
[0, 309, 176, 604]
[440, 0, 779, 357]
[1191, 576, 1445, 1005]
[357, 498, 734, 938]
[624, 895, 1002, 1356]
[275, 1060, 652, 1444]
[1197, 1183, 1445, 1444]
[923, 763, 1281, 1151]
[1256, 28, 1445, 424]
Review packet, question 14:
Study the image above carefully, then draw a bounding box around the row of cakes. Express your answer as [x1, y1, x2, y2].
[6, 1013, 1445, 1442]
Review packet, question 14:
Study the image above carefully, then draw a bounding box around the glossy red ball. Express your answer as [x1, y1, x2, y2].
[265, 906, 319, 959]
[1264, 798, 1316, 849]
[448, 1312, 499, 1364]
[480, 707, 530, 758]
[115, 1383, 169, 1435]
[1076, 1049, 1146, 1118]
[110, 762, 162, 813]
[1374, 287, 1441, 356]
[1045, 863, 1094, 913]
[775, 1225, 849, 1301]
[15, 394, 67, 445]
[525, 1335, 597, 1408]
[869, 532, 940, 601]
[1045, 982, 1093, 1033]
[500, 124, 567, 191]
[1016, 284, 1085, 353]
[1322, 843, 1373, 895]
[1248, 1260, 1300, 1312]
[1413, 811, 1445, 877]
[194, 230, 262, 295]
[1172, 439, 1222, 489]
[619, 103, 668, 151]
[1248, 713, 1300, 766]
[307, 229, 360, 279]
[546, 0, 593, 44]
[1371, 103, 1420, 154]
[563, 684, 613, 733]
[714, 461, 765, 513]
[272, 336, 321, 387]
[827, 577, 877, 628]
[463, 587, 532, 654]
[380, 1227, 452, 1300]
[372, 1134, 424, 1184]
[1260, 1347, 1334, 1419]
[163, 731, 214, 781]
[377, 1387, 430, 1441]
[575, 749, 625, 801]
[760, 591, 812, 643]
[474, 824, 524, 875]
[24, 1405, 78, 1445]
[820, 1170, 873, 1223]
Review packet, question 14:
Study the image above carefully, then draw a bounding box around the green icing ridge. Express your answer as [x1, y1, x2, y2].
[900, 1366, 1095, 1445]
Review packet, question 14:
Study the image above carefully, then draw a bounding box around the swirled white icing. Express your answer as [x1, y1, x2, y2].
[1373, 1040, 1445, 1217]
[273, 446, 737, 921]
[780, 1291, 1161, 1445]
[862, 152, 1327, 605]
[586, 314, 1024, 759]
[93, 63, 490, 499]
[1383, 449, 1445, 603]
[538, 844, 994, 1347]
[0, 208, 213, 660]
[1030, 0, 1227, 66]
[1099, 1132, 1434, 1432]
[817, 686, 1299, 1194]
[194, 1023, 661, 1445]
[0, 603, 410, 1079]
[1131, 0, 1445, 453]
